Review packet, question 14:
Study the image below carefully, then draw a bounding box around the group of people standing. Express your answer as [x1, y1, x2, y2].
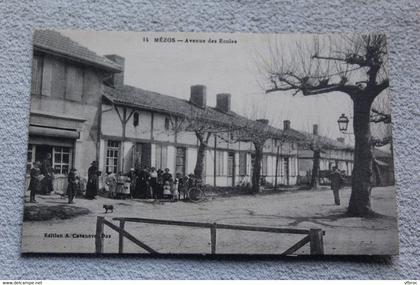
[27, 154, 54, 203]
[67, 160, 100, 204]
[27, 157, 100, 205]
[129, 167, 180, 201]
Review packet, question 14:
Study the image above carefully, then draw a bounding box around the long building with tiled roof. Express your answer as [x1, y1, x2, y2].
[100, 63, 302, 187]
[25, 29, 360, 192]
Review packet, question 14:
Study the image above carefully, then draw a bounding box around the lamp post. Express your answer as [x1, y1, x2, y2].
[337, 113, 353, 134]
[337, 113, 349, 132]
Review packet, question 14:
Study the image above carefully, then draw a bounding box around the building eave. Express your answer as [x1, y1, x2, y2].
[34, 45, 122, 73]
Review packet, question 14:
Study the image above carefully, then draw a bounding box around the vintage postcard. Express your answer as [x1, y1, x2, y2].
[21, 30, 398, 255]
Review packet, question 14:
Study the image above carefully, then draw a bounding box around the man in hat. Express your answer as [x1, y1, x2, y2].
[330, 166, 344, 205]
[128, 168, 137, 198]
[162, 168, 173, 184]
[86, 161, 99, 199]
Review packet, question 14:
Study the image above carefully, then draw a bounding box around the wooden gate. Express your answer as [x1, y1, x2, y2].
[95, 216, 325, 255]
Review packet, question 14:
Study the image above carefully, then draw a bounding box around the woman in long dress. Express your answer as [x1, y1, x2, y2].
[28, 161, 42, 203]
[86, 161, 99, 199]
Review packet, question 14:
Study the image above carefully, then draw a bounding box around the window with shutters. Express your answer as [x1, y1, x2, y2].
[227, 152, 235, 177]
[290, 157, 296, 176]
[133, 112, 139, 127]
[239, 152, 247, 176]
[155, 144, 168, 170]
[164, 117, 170, 130]
[31, 55, 43, 95]
[262, 155, 268, 176]
[175, 147, 186, 175]
[65, 65, 84, 102]
[216, 151, 224, 176]
[105, 140, 120, 174]
[277, 156, 282, 176]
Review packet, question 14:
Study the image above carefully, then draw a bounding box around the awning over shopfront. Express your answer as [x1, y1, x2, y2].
[29, 126, 80, 139]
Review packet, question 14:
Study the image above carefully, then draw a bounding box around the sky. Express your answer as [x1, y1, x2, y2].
[61, 30, 359, 144]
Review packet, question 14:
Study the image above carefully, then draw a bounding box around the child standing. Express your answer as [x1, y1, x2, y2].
[162, 181, 172, 200]
[67, 168, 79, 204]
[171, 176, 179, 201]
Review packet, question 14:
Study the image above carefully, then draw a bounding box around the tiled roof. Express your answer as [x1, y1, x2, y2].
[297, 131, 354, 151]
[103, 85, 354, 147]
[33, 30, 122, 72]
[103, 85, 302, 141]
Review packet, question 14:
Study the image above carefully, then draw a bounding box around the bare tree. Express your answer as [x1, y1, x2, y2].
[231, 119, 300, 194]
[167, 106, 239, 180]
[296, 128, 349, 190]
[371, 90, 392, 147]
[260, 34, 389, 216]
[233, 120, 273, 193]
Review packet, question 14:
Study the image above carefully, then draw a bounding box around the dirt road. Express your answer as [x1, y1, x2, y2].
[21, 186, 399, 255]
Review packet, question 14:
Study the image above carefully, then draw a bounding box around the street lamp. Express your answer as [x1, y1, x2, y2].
[337, 113, 350, 132]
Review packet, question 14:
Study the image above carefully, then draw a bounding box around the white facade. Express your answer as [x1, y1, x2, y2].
[99, 104, 299, 187]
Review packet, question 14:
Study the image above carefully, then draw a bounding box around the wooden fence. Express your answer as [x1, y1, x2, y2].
[95, 216, 325, 255]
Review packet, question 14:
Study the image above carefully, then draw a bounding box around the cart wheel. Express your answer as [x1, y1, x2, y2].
[188, 187, 204, 202]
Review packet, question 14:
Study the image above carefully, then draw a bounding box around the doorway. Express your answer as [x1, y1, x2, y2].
[175, 147, 186, 176]
[227, 152, 235, 186]
[283, 158, 290, 186]
[133, 143, 151, 170]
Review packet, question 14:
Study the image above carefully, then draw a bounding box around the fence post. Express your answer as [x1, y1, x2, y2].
[210, 223, 217, 254]
[118, 220, 125, 254]
[309, 228, 324, 255]
[95, 216, 105, 254]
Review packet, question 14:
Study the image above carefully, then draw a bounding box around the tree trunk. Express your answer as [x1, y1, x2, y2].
[348, 95, 375, 216]
[252, 142, 263, 194]
[310, 149, 321, 190]
[194, 142, 207, 179]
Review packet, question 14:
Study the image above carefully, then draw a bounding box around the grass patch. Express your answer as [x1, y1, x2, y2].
[24, 205, 90, 221]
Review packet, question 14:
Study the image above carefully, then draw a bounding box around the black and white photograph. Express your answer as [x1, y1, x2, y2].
[21, 30, 398, 255]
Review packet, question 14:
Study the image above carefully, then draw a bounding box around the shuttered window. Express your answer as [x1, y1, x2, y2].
[155, 144, 168, 170]
[175, 147, 186, 175]
[216, 151, 224, 176]
[290, 157, 296, 176]
[31, 55, 43, 95]
[277, 156, 282, 176]
[262, 155, 268, 176]
[227, 152, 234, 177]
[239, 152, 247, 176]
[133, 112, 139, 127]
[66, 65, 84, 101]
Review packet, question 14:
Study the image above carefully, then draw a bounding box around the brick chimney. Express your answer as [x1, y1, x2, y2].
[337, 137, 345, 144]
[256, 119, 269, 125]
[216, 93, 231, 113]
[104, 54, 125, 87]
[313, 124, 319, 136]
[283, 120, 291, 130]
[190, 85, 207, 108]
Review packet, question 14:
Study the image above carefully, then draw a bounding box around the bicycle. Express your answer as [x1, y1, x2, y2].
[181, 176, 206, 202]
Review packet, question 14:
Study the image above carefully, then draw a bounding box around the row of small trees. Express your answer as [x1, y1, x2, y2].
[167, 106, 285, 194]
